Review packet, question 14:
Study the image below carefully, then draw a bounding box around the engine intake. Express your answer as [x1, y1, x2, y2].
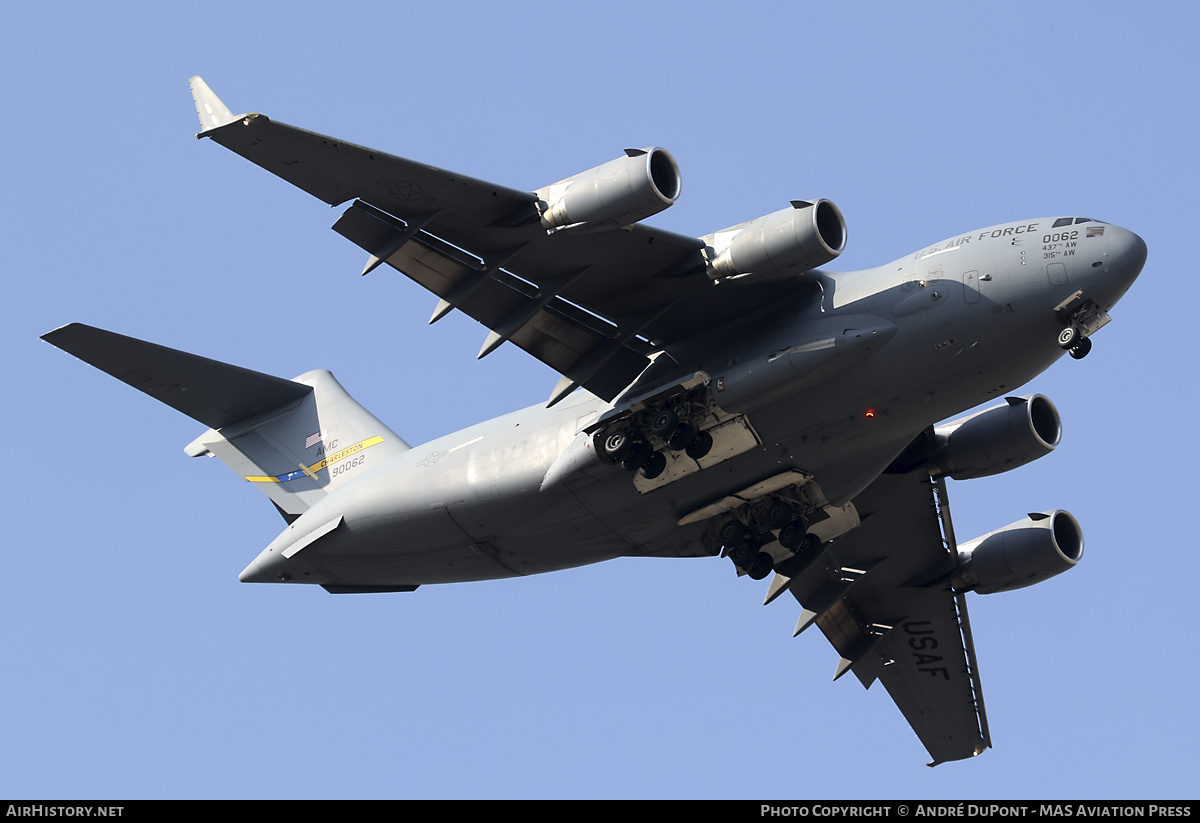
[953, 510, 1084, 594]
[706, 200, 847, 280]
[537, 148, 681, 231]
[932, 395, 1061, 480]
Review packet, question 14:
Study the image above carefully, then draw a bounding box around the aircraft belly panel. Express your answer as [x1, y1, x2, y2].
[313, 549, 521, 586]
[446, 487, 629, 576]
[309, 504, 514, 585]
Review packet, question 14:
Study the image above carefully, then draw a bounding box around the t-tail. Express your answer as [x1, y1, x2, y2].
[41, 323, 410, 521]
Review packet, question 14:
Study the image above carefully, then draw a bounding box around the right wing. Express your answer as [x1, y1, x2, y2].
[769, 468, 990, 765]
[189, 78, 812, 404]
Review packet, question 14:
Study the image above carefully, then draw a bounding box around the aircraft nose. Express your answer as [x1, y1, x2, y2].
[1086, 225, 1146, 310]
[1112, 227, 1148, 283]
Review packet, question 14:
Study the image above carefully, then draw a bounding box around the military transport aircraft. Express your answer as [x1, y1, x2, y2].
[41, 77, 1147, 765]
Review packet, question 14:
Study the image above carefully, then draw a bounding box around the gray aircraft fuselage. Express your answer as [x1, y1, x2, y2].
[39, 76, 1149, 762]
[239, 218, 1146, 588]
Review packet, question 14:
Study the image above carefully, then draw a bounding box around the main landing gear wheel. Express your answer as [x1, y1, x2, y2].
[797, 533, 822, 555]
[779, 521, 821, 556]
[765, 502, 795, 531]
[748, 552, 774, 581]
[728, 539, 759, 567]
[685, 430, 714, 460]
[1057, 325, 1082, 350]
[620, 440, 653, 472]
[778, 520, 805, 551]
[640, 450, 667, 479]
[1069, 336, 1093, 359]
[719, 518, 749, 546]
[667, 421, 697, 451]
[593, 431, 615, 464]
[603, 429, 632, 463]
[650, 408, 679, 440]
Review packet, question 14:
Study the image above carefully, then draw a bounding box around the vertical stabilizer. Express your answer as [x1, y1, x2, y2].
[185, 369, 410, 518]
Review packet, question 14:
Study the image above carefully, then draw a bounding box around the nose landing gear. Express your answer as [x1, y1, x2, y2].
[1057, 325, 1093, 360]
[1054, 292, 1109, 361]
[1056, 326, 1081, 349]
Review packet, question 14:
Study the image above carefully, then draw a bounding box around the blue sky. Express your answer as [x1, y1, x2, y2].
[4, 1, 1196, 799]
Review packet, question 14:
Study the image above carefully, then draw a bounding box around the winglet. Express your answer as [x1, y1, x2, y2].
[189, 76, 237, 134]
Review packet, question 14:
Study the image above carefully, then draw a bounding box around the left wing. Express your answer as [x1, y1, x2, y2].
[767, 468, 990, 765]
[189, 77, 811, 404]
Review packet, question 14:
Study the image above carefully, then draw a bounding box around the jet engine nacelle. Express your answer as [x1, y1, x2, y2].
[932, 395, 1062, 480]
[952, 510, 1083, 594]
[706, 199, 847, 280]
[536, 148, 681, 231]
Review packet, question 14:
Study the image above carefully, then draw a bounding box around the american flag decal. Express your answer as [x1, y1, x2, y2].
[1087, 226, 1105, 238]
[305, 431, 323, 449]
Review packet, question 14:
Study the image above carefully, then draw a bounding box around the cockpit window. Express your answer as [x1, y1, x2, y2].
[1054, 217, 1106, 227]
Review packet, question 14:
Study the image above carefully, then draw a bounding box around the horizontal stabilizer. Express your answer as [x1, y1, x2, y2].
[41, 323, 311, 429]
[43, 323, 411, 519]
